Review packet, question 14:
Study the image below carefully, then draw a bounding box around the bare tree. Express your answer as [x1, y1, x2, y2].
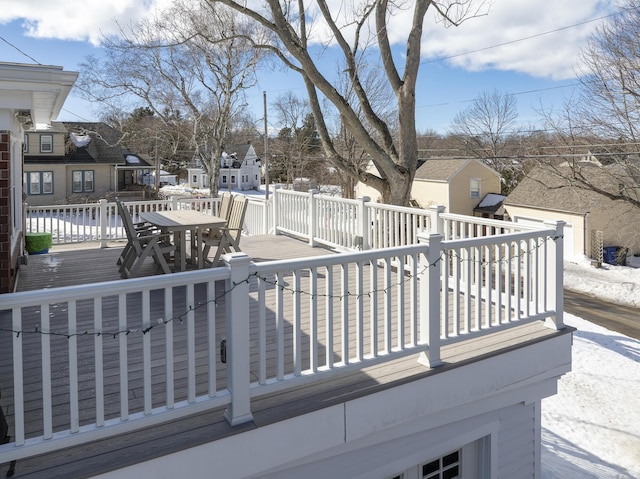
[330, 51, 396, 198]
[77, 0, 263, 196]
[531, 1, 640, 209]
[208, 0, 488, 205]
[270, 92, 312, 185]
[449, 89, 523, 193]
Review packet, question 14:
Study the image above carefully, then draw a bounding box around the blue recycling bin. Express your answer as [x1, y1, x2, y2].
[603, 246, 618, 265]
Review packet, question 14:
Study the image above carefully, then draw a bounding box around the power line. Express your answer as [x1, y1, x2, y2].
[422, 9, 622, 65]
[0, 35, 41, 65]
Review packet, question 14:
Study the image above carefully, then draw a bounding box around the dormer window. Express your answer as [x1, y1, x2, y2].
[40, 134, 53, 153]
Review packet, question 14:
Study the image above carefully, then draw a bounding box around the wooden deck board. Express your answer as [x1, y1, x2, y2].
[0, 235, 568, 478]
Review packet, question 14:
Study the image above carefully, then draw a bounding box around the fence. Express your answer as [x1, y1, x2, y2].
[0, 217, 564, 464]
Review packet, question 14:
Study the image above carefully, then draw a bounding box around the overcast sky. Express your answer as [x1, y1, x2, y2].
[0, 0, 618, 132]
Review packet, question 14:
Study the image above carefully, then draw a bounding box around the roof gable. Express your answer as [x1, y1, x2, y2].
[504, 163, 635, 214]
[414, 158, 498, 182]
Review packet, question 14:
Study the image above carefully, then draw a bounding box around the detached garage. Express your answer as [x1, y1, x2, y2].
[504, 163, 640, 262]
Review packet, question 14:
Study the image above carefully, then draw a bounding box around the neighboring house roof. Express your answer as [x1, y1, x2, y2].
[225, 143, 253, 160]
[63, 122, 125, 164]
[474, 193, 507, 215]
[504, 163, 631, 215]
[24, 121, 126, 165]
[413, 158, 496, 182]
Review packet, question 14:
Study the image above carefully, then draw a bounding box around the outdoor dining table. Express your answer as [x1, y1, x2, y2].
[139, 210, 226, 271]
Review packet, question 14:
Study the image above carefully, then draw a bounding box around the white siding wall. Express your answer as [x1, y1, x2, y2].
[497, 402, 537, 479]
[95, 333, 571, 479]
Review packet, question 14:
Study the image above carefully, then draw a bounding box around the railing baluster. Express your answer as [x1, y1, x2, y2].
[341, 263, 349, 365]
[94, 297, 105, 426]
[325, 266, 334, 368]
[41, 304, 52, 439]
[396, 254, 405, 350]
[68, 300, 79, 433]
[309, 268, 318, 372]
[293, 271, 301, 376]
[12, 307, 25, 445]
[276, 271, 285, 379]
[186, 284, 196, 403]
[355, 261, 364, 361]
[165, 287, 175, 408]
[142, 290, 152, 415]
[369, 261, 378, 357]
[384, 257, 392, 352]
[207, 281, 217, 396]
[258, 278, 267, 384]
[118, 294, 128, 421]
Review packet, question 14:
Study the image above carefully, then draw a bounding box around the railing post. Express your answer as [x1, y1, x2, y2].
[357, 196, 370, 250]
[429, 205, 445, 236]
[417, 232, 443, 368]
[273, 187, 281, 236]
[308, 189, 318, 247]
[544, 220, 565, 330]
[222, 252, 254, 426]
[99, 199, 108, 248]
[262, 196, 270, 235]
[171, 196, 179, 210]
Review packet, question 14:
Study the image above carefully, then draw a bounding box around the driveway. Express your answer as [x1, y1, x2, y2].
[564, 289, 640, 340]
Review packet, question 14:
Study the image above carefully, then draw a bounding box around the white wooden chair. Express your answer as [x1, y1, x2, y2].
[117, 201, 175, 278]
[202, 195, 248, 266]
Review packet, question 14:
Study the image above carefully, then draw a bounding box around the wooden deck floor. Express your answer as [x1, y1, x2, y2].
[2, 235, 570, 478]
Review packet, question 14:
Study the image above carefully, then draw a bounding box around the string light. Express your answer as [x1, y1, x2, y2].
[0, 235, 560, 340]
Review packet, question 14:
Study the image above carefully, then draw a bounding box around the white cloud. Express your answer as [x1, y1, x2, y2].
[0, 0, 174, 45]
[418, 0, 617, 80]
[0, 0, 617, 81]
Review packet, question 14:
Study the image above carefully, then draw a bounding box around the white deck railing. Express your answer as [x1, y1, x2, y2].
[5, 190, 565, 464]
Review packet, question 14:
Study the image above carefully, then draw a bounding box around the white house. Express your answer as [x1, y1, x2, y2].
[0, 61, 77, 292]
[187, 143, 261, 191]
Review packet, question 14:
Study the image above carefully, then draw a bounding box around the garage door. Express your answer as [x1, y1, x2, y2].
[513, 216, 576, 260]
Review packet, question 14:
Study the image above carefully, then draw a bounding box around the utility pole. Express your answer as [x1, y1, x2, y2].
[264, 91, 269, 200]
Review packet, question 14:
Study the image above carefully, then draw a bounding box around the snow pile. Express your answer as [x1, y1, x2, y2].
[564, 255, 640, 308]
[69, 132, 91, 148]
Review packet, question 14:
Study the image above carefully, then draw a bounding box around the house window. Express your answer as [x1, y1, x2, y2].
[40, 134, 53, 153]
[387, 441, 485, 479]
[192, 174, 198, 183]
[231, 175, 236, 184]
[470, 178, 481, 198]
[222, 175, 228, 184]
[421, 450, 460, 478]
[26, 171, 53, 195]
[23, 134, 29, 153]
[72, 170, 94, 193]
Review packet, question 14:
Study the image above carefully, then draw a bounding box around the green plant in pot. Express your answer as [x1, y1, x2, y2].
[25, 232, 53, 254]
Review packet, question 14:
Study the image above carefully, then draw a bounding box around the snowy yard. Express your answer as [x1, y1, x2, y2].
[543, 258, 640, 478]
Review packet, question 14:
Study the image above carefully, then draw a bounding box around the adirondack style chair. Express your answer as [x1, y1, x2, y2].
[201, 195, 248, 266]
[117, 201, 175, 278]
[218, 192, 234, 221]
[116, 201, 159, 267]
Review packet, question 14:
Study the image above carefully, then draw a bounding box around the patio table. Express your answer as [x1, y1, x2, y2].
[139, 210, 226, 271]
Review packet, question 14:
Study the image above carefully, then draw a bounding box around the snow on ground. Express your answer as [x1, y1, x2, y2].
[542, 258, 640, 478]
[564, 255, 640, 308]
